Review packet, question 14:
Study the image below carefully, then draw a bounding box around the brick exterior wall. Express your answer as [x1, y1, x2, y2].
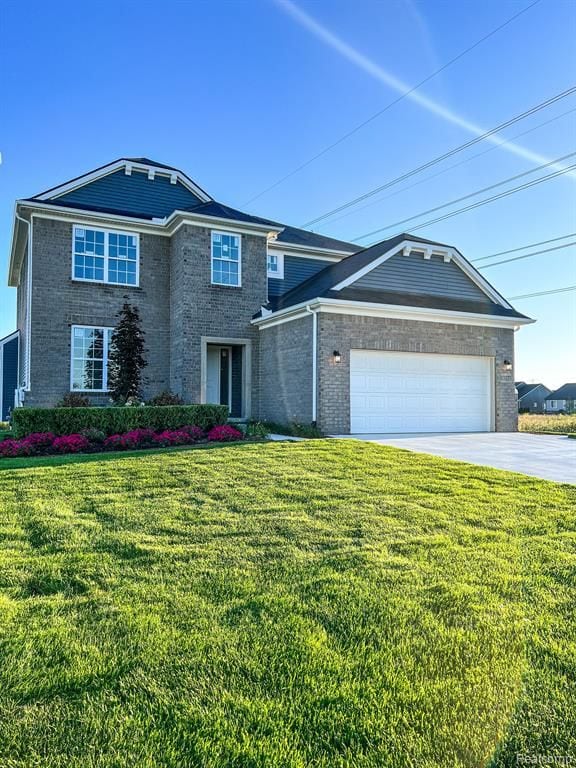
[316, 313, 517, 434]
[169, 225, 268, 415]
[258, 315, 313, 425]
[25, 217, 171, 407]
[16, 214, 519, 433]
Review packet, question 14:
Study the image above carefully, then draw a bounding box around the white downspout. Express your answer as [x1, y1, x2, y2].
[15, 211, 32, 396]
[306, 305, 317, 424]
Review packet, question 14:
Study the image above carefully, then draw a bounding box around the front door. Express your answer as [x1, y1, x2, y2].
[206, 346, 232, 407]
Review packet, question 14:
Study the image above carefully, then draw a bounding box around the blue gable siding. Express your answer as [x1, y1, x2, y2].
[54, 170, 203, 218]
[1, 336, 18, 421]
[352, 251, 490, 303]
[268, 255, 331, 298]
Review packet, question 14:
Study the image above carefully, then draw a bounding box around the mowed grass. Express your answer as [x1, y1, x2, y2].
[519, 413, 576, 433]
[0, 441, 574, 768]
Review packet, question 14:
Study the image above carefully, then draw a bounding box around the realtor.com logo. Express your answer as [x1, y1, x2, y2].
[517, 756, 574, 766]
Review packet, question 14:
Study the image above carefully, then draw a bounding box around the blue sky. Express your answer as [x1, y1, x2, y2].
[1, 0, 574, 387]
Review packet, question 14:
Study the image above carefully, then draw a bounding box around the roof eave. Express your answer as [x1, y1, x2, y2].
[268, 240, 357, 257]
[252, 296, 535, 329]
[165, 209, 284, 236]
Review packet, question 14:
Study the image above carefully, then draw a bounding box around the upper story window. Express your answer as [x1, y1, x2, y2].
[71, 325, 113, 391]
[211, 231, 241, 286]
[73, 226, 139, 286]
[267, 252, 284, 279]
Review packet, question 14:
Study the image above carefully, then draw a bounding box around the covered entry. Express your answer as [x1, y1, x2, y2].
[350, 349, 493, 434]
[202, 338, 250, 419]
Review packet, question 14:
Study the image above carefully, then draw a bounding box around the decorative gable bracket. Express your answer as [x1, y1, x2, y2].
[403, 244, 451, 262]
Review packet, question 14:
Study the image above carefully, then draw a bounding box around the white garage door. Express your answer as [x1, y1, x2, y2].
[350, 350, 493, 433]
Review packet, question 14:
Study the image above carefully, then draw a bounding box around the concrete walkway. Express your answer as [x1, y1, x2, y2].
[332, 432, 576, 484]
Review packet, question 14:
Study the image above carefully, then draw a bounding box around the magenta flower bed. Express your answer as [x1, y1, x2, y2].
[0, 424, 244, 460]
[207, 425, 243, 442]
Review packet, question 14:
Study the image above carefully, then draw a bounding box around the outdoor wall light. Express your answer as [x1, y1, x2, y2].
[333, 351, 342, 363]
[503, 359, 513, 371]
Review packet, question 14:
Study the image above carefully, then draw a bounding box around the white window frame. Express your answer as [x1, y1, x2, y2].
[70, 325, 114, 393]
[267, 252, 284, 279]
[211, 230, 242, 287]
[72, 225, 140, 287]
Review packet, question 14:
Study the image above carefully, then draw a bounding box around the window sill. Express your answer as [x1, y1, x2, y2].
[210, 282, 242, 289]
[71, 278, 141, 289]
[70, 389, 111, 394]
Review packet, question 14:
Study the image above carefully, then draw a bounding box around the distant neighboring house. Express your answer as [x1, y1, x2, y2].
[515, 381, 551, 413]
[5, 157, 535, 434]
[0, 331, 19, 421]
[545, 383, 576, 414]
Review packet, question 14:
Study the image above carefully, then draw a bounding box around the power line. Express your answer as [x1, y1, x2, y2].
[243, 0, 544, 206]
[354, 151, 576, 241]
[479, 241, 576, 268]
[359, 160, 576, 242]
[324, 107, 576, 230]
[301, 86, 576, 228]
[509, 285, 576, 300]
[473, 231, 576, 262]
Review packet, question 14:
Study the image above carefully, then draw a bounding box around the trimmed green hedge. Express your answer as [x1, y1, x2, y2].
[11, 405, 228, 439]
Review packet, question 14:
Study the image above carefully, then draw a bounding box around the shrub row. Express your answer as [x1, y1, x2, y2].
[0, 424, 244, 459]
[11, 404, 228, 439]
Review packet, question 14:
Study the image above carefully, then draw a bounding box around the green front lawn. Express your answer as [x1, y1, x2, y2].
[0, 441, 574, 767]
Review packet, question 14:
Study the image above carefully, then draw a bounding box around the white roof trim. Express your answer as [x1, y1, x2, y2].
[252, 297, 533, 330]
[0, 330, 19, 347]
[267, 238, 356, 258]
[331, 239, 513, 309]
[33, 160, 212, 204]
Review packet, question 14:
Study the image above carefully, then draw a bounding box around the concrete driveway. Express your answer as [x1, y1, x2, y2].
[335, 432, 576, 484]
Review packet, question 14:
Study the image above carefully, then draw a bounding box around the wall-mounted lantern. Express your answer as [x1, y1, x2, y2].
[503, 359, 513, 371]
[333, 351, 342, 364]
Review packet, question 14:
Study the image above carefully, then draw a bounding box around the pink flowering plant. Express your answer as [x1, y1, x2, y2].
[0, 421, 246, 460]
[207, 425, 243, 442]
[52, 434, 91, 454]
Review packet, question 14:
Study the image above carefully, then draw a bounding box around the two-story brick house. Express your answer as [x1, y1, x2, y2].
[6, 157, 533, 433]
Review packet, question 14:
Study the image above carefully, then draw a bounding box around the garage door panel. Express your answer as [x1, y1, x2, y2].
[350, 350, 492, 434]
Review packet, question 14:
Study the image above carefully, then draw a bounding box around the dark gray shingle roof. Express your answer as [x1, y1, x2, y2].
[263, 233, 530, 321]
[516, 383, 549, 399]
[546, 383, 576, 400]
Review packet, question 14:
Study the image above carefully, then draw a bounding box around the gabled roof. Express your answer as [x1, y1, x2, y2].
[17, 158, 358, 256]
[516, 382, 550, 400]
[31, 158, 213, 204]
[258, 233, 531, 323]
[546, 383, 576, 400]
[270, 233, 525, 318]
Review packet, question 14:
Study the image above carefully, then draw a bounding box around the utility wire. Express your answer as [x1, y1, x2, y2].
[243, 0, 544, 206]
[301, 86, 576, 228]
[509, 285, 576, 300]
[473, 231, 576, 262]
[368, 161, 576, 241]
[479, 241, 576, 268]
[324, 106, 576, 229]
[353, 152, 576, 242]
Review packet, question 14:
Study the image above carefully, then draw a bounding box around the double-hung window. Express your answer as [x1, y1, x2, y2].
[71, 326, 113, 391]
[211, 232, 241, 286]
[267, 252, 284, 279]
[73, 226, 139, 286]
